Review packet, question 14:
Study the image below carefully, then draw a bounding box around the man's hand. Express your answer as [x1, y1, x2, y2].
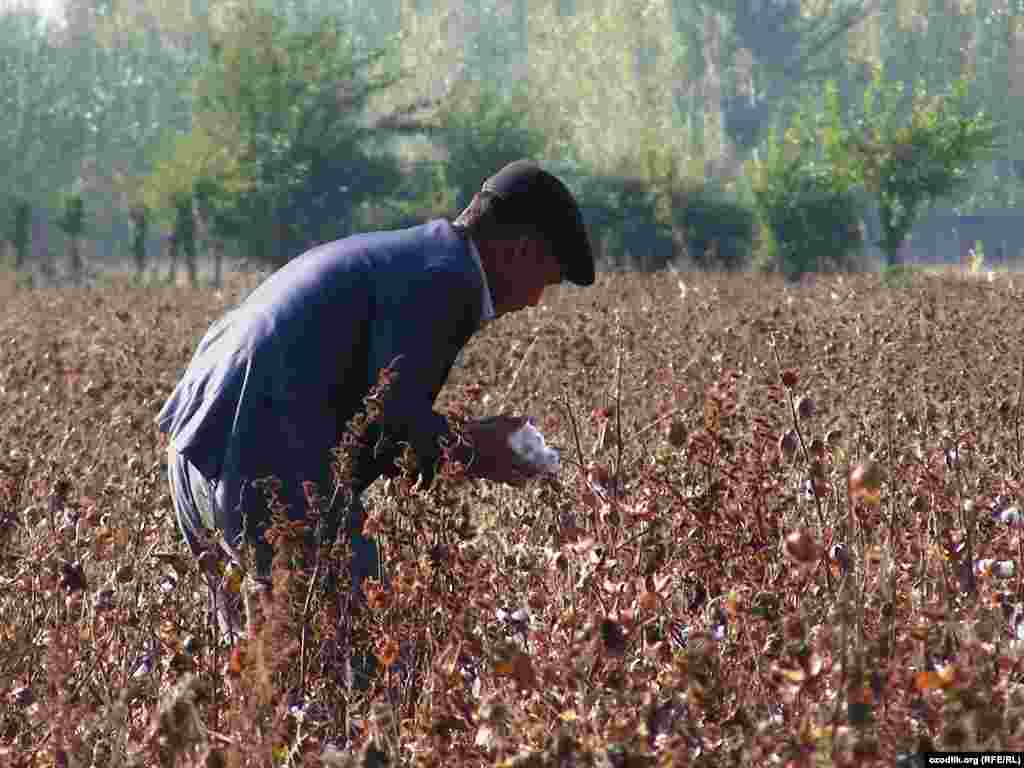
[463, 415, 537, 486]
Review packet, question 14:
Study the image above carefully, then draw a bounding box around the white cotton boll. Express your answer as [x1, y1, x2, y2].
[995, 561, 1017, 579]
[976, 558, 1017, 579]
[999, 506, 1022, 527]
[508, 420, 560, 475]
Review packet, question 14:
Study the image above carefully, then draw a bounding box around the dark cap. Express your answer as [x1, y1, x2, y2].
[481, 159, 595, 287]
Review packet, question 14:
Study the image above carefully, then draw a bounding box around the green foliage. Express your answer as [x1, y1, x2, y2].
[354, 157, 458, 232]
[685, 0, 869, 151]
[5, 198, 31, 270]
[171, 192, 198, 287]
[748, 73, 997, 275]
[571, 170, 754, 272]
[750, 112, 865, 279]
[173, 194, 195, 254]
[0, 9, 88, 205]
[189, 174, 246, 244]
[525, 0, 690, 178]
[879, 263, 924, 288]
[575, 174, 675, 272]
[141, 125, 247, 230]
[840, 74, 1000, 265]
[56, 192, 85, 239]
[148, 6, 403, 264]
[557, 136, 754, 272]
[435, 80, 548, 210]
[2, 3, 197, 261]
[2, 0, 1018, 274]
[129, 204, 148, 276]
[675, 188, 756, 270]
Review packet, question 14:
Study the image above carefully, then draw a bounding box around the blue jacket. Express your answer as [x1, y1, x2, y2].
[157, 219, 486, 516]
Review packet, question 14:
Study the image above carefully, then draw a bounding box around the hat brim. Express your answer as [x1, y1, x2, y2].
[554, 217, 595, 287]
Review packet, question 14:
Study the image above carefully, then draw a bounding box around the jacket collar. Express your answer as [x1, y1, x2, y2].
[466, 235, 495, 326]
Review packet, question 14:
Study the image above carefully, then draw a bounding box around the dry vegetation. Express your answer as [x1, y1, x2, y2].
[3, 265, 1024, 766]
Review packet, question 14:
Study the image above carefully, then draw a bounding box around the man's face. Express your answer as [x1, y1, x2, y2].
[488, 237, 563, 317]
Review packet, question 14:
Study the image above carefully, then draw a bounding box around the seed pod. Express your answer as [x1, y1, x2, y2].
[849, 461, 883, 505]
[778, 429, 799, 459]
[59, 559, 87, 593]
[977, 559, 1016, 579]
[998, 506, 1022, 527]
[784, 529, 822, 564]
[600, 618, 627, 656]
[783, 614, 806, 641]
[829, 544, 852, 574]
[667, 420, 688, 448]
[10, 686, 33, 708]
[587, 462, 612, 491]
[65, 593, 83, 614]
[93, 588, 115, 612]
[796, 395, 816, 421]
[781, 369, 800, 388]
[638, 590, 659, 612]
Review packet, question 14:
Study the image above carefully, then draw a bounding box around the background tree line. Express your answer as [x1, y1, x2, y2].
[0, 0, 1017, 282]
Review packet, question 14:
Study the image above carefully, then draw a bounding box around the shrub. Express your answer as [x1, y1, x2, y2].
[672, 186, 756, 271]
[575, 174, 675, 272]
[356, 157, 458, 232]
[572, 153, 755, 272]
[435, 80, 548, 211]
[751, 134, 864, 279]
[6, 197, 31, 271]
[839, 75, 998, 266]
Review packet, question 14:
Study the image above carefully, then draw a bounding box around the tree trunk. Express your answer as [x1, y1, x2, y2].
[213, 240, 225, 289]
[166, 235, 178, 284]
[130, 206, 148, 281]
[13, 201, 30, 272]
[183, 237, 198, 288]
[69, 237, 82, 284]
[134, 242, 146, 280]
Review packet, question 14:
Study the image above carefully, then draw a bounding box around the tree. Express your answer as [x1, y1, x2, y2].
[0, 8, 84, 207]
[192, 177, 229, 289]
[56, 191, 86, 283]
[668, 0, 876, 159]
[171, 5, 403, 264]
[839, 74, 999, 265]
[749, 136, 864, 279]
[525, 0, 692, 177]
[6, 198, 32, 272]
[435, 80, 548, 210]
[129, 203, 148, 279]
[168, 193, 197, 287]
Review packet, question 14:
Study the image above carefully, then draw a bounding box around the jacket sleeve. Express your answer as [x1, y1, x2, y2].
[360, 263, 481, 487]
